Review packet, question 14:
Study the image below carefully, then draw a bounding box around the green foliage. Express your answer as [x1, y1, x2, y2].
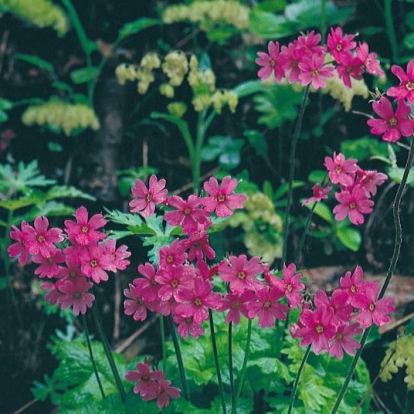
[201, 135, 244, 169]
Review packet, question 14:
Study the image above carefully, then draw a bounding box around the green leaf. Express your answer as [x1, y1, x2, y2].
[70, 67, 100, 84]
[254, 0, 287, 12]
[340, 137, 391, 161]
[274, 181, 304, 200]
[305, 201, 334, 223]
[307, 169, 326, 183]
[249, 10, 297, 39]
[0, 97, 13, 110]
[336, 226, 362, 251]
[232, 80, 264, 98]
[52, 81, 74, 93]
[118, 17, 161, 40]
[201, 136, 244, 169]
[14, 53, 55, 73]
[244, 130, 268, 156]
[0, 276, 9, 290]
[45, 186, 95, 202]
[404, 32, 414, 50]
[388, 166, 414, 185]
[0, 110, 8, 123]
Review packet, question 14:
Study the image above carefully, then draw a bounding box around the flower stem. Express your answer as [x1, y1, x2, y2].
[167, 315, 189, 400]
[282, 85, 310, 264]
[384, 0, 399, 63]
[287, 344, 311, 414]
[228, 322, 235, 408]
[160, 315, 167, 372]
[209, 310, 227, 414]
[81, 313, 106, 399]
[330, 136, 414, 414]
[232, 319, 252, 414]
[91, 303, 126, 402]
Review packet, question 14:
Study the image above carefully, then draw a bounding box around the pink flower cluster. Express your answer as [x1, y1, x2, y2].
[125, 361, 180, 408]
[367, 60, 414, 143]
[8, 206, 131, 315]
[292, 266, 395, 358]
[256, 26, 384, 89]
[304, 152, 387, 225]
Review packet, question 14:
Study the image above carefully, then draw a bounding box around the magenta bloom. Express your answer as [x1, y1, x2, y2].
[218, 290, 255, 325]
[339, 265, 369, 307]
[353, 281, 395, 328]
[279, 41, 303, 83]
[159, 238, 187, 268]
[327, 26, 356, 62]
[367, 96, 414, 143]
[297, 306, 337, 355]
[164, 195, 210, 234]
[387, 60, 414, 102]
[203, 176, 246, 217]
[78, 244, 112, 283]
[333, 185, 374, 225]
[148, 379, 181, 408]
[314, 289, 353, 323]
[103, 239, 131, 271]
[133, 262, 161, 302]
[302, 183, 332, 206]
[24, 216, 64, 258]
[255, 41, 286, 82]
[173, 314, 205, 339]
[64, 206, 107, 246]
[356, 169, 387, 196]
[356, 42, 384, 76]
[33, 249, 65, 278]
[298, 54, 334, 89]
[41, 281, 63, 306]
[181, 223, 215, 262]
[155, 264, 194, 302]
[175, 277, 222, 323]
[129, 174, 168, 217]
[124, 282, 154, 321]
[8, 221, 30, 264]
[247, 286, 290, 328]
[218, 254, 264, 293]
[57, 277, 95, 315]
[324, 152, 358, 186]
[125, 361, 165, 398]
[336, 53, 364, 88]
[269, 263, 304, 308]
[296, 30, 325, 56]
[329, 323, 362, 359]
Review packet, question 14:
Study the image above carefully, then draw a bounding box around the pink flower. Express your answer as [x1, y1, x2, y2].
[327, 27, 356, 62]
[387, 60, 414, 103]
[269, 263, 304, 308]
[324, 152, 358, 186]
[336, 53, 364, 88]
[181, 223, 215, 262]
[218, 290, 255, 325]
[218, 254, 264, 293]
[356, 42, 384, 76]
[173, 314, 205, 339]
[353, 281, 395, 328]
[125, 361, 165, 398]
[333, 185, 374, 225]
[297, 306, 337, 355]
[159, 239, 187, 268]
[339, 265, 369, 307]
[175, 277, 222, 323]
[8, 221, 31, 264]
[164, 195, 210, 234]
[296, 31, 325, 57]
[124, 282, 154, 321]
[57, 277, 95, 315]
[33, 249, 65, 278]
[78, 244, 112, 283]
[133, 262, 161, 302]
[247, 286, 290, 328]
[280, 41, 304, 83]
[367, 96, 414, 142]
[356, 169, 387, 196]
[302, 183, 332, 206]
[129, 174, 168, 217]
[24, 217, 64, 258]
[155, 264, 194, 302]
[255, 41, 286, 82]
[298, 54, 334, 89]
[148, 379, 181, 408]
[314, 289, 353, 323]
[203, 176, 246, 217]
[64, 206, 107, 246]
[329, 323, 362, 359]
[41, 281, 63, 306]
[103, 239, 131, 271]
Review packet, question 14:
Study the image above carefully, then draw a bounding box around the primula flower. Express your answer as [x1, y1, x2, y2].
[147, 379, 181, 408]
[103, 239, 131, 271]
[218, 290, 255, 325]
[387, 60, 414, 103]
[181, 223, 215, 262]
[327, 27, 356, 62]
[296, 30, 325, 57]
[324, 152, 358, 186]
[279, 41, 303, 83]
[255, 41, 286, 82]
[356, 169, 388, 196]
[356, 42, 384, 76]
[269, 263, 304, 308]
[329, 323, 362, 359]
[203, 176, 246, 217]
[129, 174, 168, 217]
[124, 282, 155, 321]
[41, 281, 62, 306]
[333, 185, 374, 225]
[353, 281, 395, 328]
[314, 289, 353, 323]
[336, 53, 364, 88]
[57, 277, 95, 315]
[78, 244, 112, 283]
[159, 239, 187, 268]
[248, 286, 290, 328]
[33, 249, 65, 278]
[8, 221, 31, 264]
[155, 264, 194, 302]
[339, 265, 369, 307]
[133, 262, 161, 302]
[64, 206, 107, 246]
[173, 314, 205, 339]
[164, 195, 210, 234]
[367, 96, 414, 142]
[24, 216, 64, 258]
[126, 361, 165, 398]
[298, 54, 334, 89]
[218, 254, 264, 293]
[302, 183, 332, 206]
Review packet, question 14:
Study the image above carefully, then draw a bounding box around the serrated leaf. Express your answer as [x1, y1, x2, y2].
[70, 67, 100, 84]
[46, 186, 95, 201]
[15, 53, 55, 73]
[336, 226, 361, 251]
[118, 17, 161, 40]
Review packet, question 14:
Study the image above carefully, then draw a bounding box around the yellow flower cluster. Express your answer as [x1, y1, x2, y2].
[211, 90, 238, 114]
[22, 99, 100, 136]
[162, 51, 189, 87]
[380, 334, 414, 390]
[0, 0, 70, 36]
[162, 0, 249, 32]
[167, 102, 187, 118]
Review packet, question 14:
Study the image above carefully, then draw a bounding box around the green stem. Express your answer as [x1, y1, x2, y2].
[160, 315, 167, 373]
[167, 315, 189, 400]
[209, 310, 227, 414]
[232, 319, 252, 414]
[81, 314, 106, 399]
[320, 0, 327, 42]
[287, 345, 311, 414]
[282, 85, 311, 264]
[384, 0, 399, 63]
[330, 136, 414, 414]
[228, 322, 235, 408]
[91, 303, 126, 402]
